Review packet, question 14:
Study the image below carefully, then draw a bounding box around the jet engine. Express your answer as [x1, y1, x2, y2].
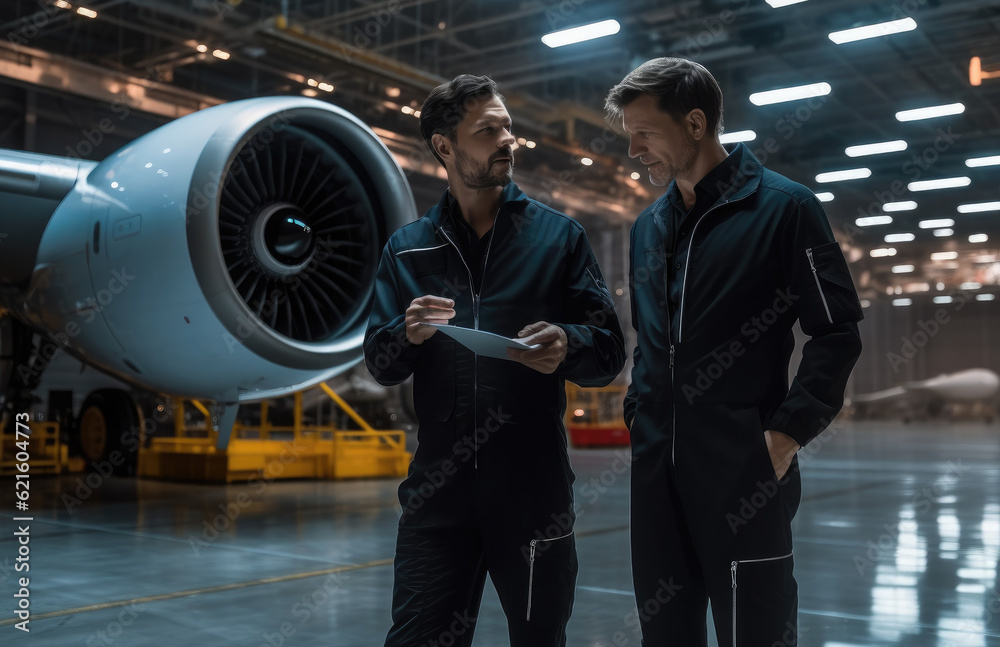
[0, 97, 415, 419]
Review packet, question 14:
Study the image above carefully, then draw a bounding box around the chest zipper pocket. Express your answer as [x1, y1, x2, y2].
[526, 530, 574, 621]
[731, 551, 793, 647]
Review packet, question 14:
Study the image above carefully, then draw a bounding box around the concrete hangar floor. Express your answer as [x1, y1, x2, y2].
[2, 421, 1000, 646]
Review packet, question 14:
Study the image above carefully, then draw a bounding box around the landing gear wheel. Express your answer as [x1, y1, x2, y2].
[74, 390, 141, 476]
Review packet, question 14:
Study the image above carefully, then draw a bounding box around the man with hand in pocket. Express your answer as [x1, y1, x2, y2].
[606, 58, 863, 646]
[364, 74, 625, 647]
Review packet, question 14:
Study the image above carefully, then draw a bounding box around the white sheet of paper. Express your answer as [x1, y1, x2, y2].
[424, 324, 540, 360]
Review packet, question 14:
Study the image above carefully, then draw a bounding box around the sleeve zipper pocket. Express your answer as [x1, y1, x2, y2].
[806, 248, 833, 324]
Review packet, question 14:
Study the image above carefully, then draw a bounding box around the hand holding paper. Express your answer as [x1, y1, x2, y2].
[506, 321, 568, 374]
[406, 295, 455, 344]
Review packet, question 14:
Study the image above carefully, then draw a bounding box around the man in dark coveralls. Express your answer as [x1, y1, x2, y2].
[364, 74, 625, 647]
[606, 58, 863, 646]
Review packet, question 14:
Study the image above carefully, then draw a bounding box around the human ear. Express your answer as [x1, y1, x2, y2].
[432, 133, 452, 163]
[686, 109, 708, 140]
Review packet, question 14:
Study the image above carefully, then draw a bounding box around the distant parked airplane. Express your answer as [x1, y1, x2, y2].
[850, 368, 999, 422]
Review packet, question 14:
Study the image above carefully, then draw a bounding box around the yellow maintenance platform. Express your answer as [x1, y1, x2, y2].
[138, 382, 411, 482]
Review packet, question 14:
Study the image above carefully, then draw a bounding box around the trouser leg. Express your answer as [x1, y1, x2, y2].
[673, 406, 802, 647]
[474, 492, 577, 646]
[630, 446, 709, 647]
[384, 524, 487, 647]
[709, 457, 801, 647]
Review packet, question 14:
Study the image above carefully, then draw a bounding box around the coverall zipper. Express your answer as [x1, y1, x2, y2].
[437, 208, 499, 470]
[526, 530, 573, 621]
[730, 551, 793, 647]
[806, 247, 833, 324]
[667, 189, 755, 467]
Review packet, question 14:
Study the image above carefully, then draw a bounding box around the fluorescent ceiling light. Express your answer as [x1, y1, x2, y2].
[815, 192, 834, 202]
[931, 251, 959, 261]
[542, 19, 620, 48]
[816, 168, 871, 183]
[905, 283, 930, 293]
[892, 298, 913, 306]
[719, 130, 757, 144]
[766, 0, 808, 6]
[870, 247, 897, 257]
[845, 140, 907, 157]
[966, 155, 1000, 167]
[919, 219, 955, 229]
[750, 82, 831, 106]
[829, 17, 917, 44]
[907, 176, 970, 191]
[857, 215, 893, 227]
[933, 296, 953, 304]
[960, 282, 982, 290]
[885, 233, 915, 243]
[933, 229, 954, 237]
[969, 233, 989, 243]
[896, 102, 965, 122]
[977, 294, 996, 301]
[883, 201, 917, 212]
[77, 6, 97, 18]
[892, 264, 915, 273]
[958, 201, 1000, 213]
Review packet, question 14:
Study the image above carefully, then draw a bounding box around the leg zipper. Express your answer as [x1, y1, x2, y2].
[730, 551, 793, 647]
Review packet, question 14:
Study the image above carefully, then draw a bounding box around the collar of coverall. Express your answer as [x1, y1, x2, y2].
[427, 181, 529, 232]
[659, 142, 764, 216]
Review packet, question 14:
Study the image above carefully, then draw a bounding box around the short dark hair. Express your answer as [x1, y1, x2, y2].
[419, 74, 505, 167]
[605, 57, 724, 137]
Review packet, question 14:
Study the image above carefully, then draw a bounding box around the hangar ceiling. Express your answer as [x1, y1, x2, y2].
[1, 0, 999, 304]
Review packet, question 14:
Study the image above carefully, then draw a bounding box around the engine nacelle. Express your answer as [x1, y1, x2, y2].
[1, 97, 415, 402]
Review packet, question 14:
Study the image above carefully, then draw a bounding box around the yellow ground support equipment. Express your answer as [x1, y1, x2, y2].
[138, 382, 410, 482]
[564, 383, 630, 448]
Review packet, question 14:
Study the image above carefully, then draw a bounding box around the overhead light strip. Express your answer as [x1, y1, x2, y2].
[931, 251, 959, 261]
[966, 155, 1000, 167]
[829, 17, 917, 45]
[896, 103, 965, 122]
[883, 201, 917, 212]
[816, 167, 871, 183]
[857, 216, 893, 227]
[541, 19, 620, 48]
[907, 176, 970, 191]
[750, 82, 831, 106]
[958, 201, 1000, 213]
[845, 140, 907, 157]
[719, 130, 757, 144]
